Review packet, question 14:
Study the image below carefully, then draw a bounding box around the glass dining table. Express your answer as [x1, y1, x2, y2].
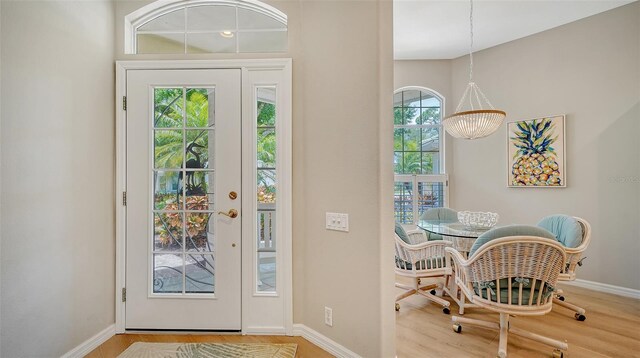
[417, 219, 492, 257]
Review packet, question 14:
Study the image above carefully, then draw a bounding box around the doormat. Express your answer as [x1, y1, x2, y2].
[118, 342, 298, 358]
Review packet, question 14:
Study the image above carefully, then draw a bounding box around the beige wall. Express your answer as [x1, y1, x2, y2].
[0, 0, 394, 356]
[0, 1, 116, 357]
[397, 3, 640, 290]
[114, 1, 395, 355]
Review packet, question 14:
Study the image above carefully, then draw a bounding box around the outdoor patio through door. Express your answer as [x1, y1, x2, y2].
[125, 69, 241, 330]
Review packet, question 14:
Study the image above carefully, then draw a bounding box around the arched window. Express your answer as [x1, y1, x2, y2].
[393, 87, 448, 224]
[125, 0, 287, 54]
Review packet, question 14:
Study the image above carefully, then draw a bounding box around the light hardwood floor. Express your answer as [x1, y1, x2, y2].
[396, 282, 640, 357]
[88, 283, 639, 358]
[86, 334, 333, 358]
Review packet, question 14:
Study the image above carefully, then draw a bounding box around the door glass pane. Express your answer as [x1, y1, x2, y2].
[154, 130, 184, 169]
[185, 171, 214, 211]
[185, 130, 211, 168]
[154, 88, 184, 128]
[152, 86, 216, 295]
[186, 88, 215, 127]
[153, 253, 184, 293]
[257, 87, 276, 293]
[154, 171, 182, 210]
[154, 212, 183, 251]
[185, 254, 215, 293]
[185, 212, 214, 252]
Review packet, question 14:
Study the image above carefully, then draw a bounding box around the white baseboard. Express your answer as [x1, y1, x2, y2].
[292, 324, 360, 358]
[563, 279, 640, 299]
[243, 326, 287, 335]
[61, 324, 115, 358]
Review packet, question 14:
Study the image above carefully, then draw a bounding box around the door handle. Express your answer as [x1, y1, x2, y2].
[218, 209, 238, 218]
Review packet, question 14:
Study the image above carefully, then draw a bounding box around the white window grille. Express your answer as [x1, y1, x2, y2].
[394, 87, 448, 225]
[125, 0, 288, 54]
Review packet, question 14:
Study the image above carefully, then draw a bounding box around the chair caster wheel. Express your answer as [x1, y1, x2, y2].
[395, 303, 400, 311]
[552, 349, 564, 358]
[558, 295, 565, 301]
[443, 307, 450, 314]
[452, 324, 462, 333]
[575, 313, 586, 321]
[430, 289, 437, 295]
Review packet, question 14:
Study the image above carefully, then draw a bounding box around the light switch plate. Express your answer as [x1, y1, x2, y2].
[326, 212, 349, 232]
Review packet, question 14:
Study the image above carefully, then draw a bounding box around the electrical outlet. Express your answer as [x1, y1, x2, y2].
[324, 306, 333, 327]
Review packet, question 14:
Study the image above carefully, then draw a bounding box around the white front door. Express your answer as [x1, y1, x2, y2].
[125, 69, 241, 330]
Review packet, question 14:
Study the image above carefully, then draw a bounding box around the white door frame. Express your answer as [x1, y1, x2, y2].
[115, 59, 293, 334]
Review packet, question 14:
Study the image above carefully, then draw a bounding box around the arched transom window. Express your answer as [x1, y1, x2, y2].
[125, 0, 288, 54]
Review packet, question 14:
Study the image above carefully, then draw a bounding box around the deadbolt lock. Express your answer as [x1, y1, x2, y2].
[229, 191, 238, 200]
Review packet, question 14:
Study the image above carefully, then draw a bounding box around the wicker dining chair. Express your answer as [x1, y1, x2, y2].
[538, 215, 592, 321]
[446, 232, 568, 358]
[395, 223, 453, 314]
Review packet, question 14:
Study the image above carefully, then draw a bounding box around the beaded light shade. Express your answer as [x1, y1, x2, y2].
[443, 0, 506, 140]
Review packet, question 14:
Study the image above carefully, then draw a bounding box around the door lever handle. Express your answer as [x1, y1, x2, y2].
[218, 209, 238, 218]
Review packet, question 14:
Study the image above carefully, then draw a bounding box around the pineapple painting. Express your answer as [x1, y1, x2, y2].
[508, 115, 565, 187]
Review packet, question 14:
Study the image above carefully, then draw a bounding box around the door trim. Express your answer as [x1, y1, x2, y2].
[115, 59, 293, 335]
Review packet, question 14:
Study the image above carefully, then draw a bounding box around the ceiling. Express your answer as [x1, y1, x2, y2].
[394, 0, 636, 60]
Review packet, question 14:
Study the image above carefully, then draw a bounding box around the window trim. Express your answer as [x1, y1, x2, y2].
[394, 86, 447, 225]
[394, 86, 446, 175]
[124, 0, 288, 54]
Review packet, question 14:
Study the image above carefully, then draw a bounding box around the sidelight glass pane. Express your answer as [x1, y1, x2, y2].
[153, 253, 184, 293]
[154, 130, 184, 169]
[257, 170, 276, 204]
[154, 171, 182, 210]
[185, 212, 214, 252]
[185, 254, 215, 293]
[257, 89, 276, 126]
[186, 88, 215, 127]
[257, 128, 276, 168]
[154, 88, 184, 128]
[154, 212, 183, 251]
[256, 87, 277, 293]
[257, 251, 276, 292]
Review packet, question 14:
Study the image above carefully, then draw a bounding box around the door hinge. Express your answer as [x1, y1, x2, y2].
[122, 191, 127, 206]
[122, 96, 127, 111]
[122, 287, 126, 302]
[446, 180, 449, 186]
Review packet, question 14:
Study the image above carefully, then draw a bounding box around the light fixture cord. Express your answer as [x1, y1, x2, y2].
[468, 0, 474, 83]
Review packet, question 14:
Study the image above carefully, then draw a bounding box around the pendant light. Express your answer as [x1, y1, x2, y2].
[443, 0, 506, 140]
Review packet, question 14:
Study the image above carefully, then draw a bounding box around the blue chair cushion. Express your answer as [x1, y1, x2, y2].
[474, 279, 554, 305]
[396, 257, 446, 271]
[420, 207, 459, 223]
[395, 222, 411, 244]
[469, 225, 556, 257]
[537, 215, 583, 248]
